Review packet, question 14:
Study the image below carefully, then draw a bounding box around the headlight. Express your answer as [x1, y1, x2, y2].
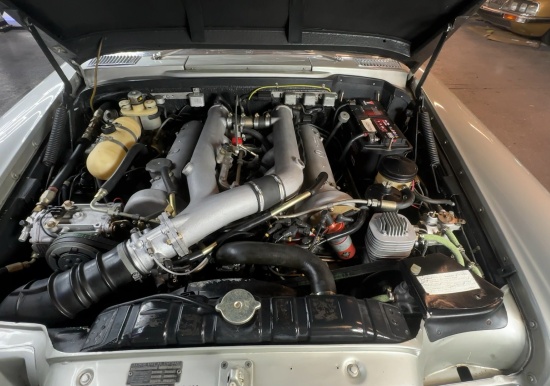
[503, 0, 539, 15]
[526, 3, 539, 15]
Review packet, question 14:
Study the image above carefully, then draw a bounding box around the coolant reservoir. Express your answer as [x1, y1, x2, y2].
[119, 90, 162, 131]
[86, 116, 142, 180]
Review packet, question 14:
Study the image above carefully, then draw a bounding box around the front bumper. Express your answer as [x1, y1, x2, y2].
[479, 6, 550, 36]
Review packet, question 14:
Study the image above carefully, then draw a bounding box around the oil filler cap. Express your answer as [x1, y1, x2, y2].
[215, 289, 261, 325]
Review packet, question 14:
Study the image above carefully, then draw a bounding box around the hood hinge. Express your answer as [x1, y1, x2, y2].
[413, 22, 453, 101]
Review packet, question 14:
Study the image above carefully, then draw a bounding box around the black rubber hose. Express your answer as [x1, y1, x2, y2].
[338, 133, 366, 163]
[49, 143, 88, 190]
[420, 110, 440, 167]
[217, 242, 336, 295]
[243, 128, 271, 151]
[0, 246, 134, 325]
[319, 209, 368, 245]
[43, 106, 68, 167]
[413, 190, 455, 206]
[395, 188, 415, 210]
[101, 144, 147, 193]
[325, 122, 343, 146]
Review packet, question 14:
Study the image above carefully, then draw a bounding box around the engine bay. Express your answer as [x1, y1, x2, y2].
[0, 77, 513, 356]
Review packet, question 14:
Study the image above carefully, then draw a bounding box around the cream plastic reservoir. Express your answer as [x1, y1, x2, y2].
[119, 90, 162, 131]
[86, 117, 142, 180]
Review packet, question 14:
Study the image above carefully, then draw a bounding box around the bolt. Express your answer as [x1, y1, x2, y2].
[78, 370, 94, 386]
[528, 374, 537, 383]
[234, 301, 243, 309]
[486, 319, 492, 326]
[45, 220, 57, 228]
[529, 321, 537, 329]
[347, 363, 360, 378]
[11, 173, 19, 180]
[221, 361, 228, 369]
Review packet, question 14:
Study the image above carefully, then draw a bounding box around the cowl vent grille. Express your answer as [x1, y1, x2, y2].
[88, 55, 141, 67]
[355, 58, 401, 69]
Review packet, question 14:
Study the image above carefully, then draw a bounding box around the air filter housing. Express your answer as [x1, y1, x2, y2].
[366, 212, 416, 260]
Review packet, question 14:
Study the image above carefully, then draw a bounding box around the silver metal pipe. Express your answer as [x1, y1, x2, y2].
[151, 121, 203, 190]
[182, 104, 229, 204]
[268, 105, 304, 197]
[297, 124, 351, 211]
[125, 121, 203, 216]
[127, 105, 304, 265]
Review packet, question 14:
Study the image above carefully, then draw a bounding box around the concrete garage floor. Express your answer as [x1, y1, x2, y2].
[0, 19, 549, 190]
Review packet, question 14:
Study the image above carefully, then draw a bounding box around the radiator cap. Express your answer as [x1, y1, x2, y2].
[215, 289, 261, 326]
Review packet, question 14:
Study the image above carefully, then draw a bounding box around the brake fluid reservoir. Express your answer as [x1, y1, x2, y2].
[86, 117, 142, 180]
[119, 90, 162, 131]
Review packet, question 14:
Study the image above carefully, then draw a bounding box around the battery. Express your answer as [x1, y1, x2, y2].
[341, 100, 412, 193]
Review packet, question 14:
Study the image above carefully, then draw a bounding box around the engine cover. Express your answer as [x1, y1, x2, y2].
[81, 295, 411, 351]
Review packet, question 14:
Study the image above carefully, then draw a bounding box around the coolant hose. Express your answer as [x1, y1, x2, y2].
[420, 110, 440, 167]
[43, 106, 68, 167]
[420, 234, 465, 266]
[395, 188, 415, 210]
[101, 143, 147, 193]
[49, 143, 88, 190]
[243, 128, 271, 151]
[444, 228, 484, 277]
[0, 246, 134, 325]
[413, 190, 455, 206]
[217, 242, 336, 295]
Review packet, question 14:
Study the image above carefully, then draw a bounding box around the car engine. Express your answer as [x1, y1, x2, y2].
[0, 83, 510, 354]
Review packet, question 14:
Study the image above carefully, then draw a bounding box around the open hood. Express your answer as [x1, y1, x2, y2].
[1, 0, 481, 70]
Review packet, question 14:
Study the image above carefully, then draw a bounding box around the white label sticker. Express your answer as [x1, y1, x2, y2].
[361, 118, 377, 133]
[416, 271, 480, 295]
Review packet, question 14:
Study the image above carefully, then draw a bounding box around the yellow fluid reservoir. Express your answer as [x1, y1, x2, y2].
[86, 116, 142, 180]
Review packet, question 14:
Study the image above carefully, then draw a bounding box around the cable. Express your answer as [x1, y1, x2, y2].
[332, 102, 350, 127]
[274, 199, 387, 219]
[151, 254, 209, 276]
[314, 209, 368, 247]
[338, 133, 367, 163]
[39, 209, 59, 239]
[248, 84, 331, 100]
[101, 293, 216, 314]
[413, 190, 455, 206]
[89, 38, 104, 111]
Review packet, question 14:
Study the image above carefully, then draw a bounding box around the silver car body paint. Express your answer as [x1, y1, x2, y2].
[0, 287, 526, 386]
[421, 73, 550, 384]
[0, 54, 544, 385]
[0, 64, 77, 208]
[79, 50, 410, 89]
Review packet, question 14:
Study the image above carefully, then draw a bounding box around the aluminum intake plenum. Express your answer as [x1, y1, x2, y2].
[126, 105, 304, 267]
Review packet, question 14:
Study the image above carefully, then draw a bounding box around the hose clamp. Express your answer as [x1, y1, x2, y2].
[271, 174, 285, 201]
[247, 181, 265, 212]
[118, 243, 143, 281]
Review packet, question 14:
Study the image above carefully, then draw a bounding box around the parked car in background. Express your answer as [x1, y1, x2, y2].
[479, 0, 550, 43]
[0, 0, 549, 385]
